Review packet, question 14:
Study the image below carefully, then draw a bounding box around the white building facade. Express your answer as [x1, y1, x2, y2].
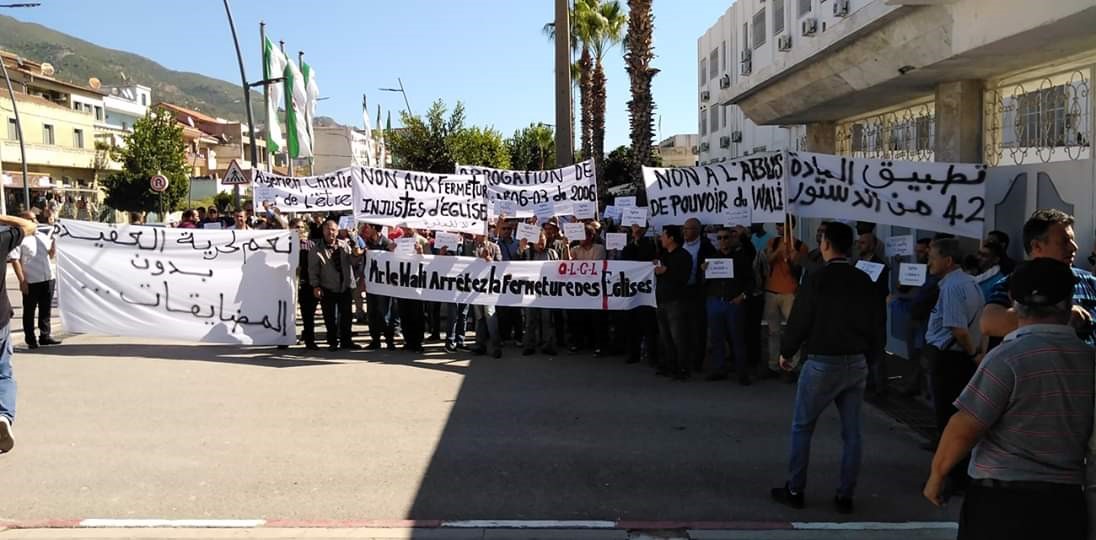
[312, 126, 376, 174]
[656, 134, 699, 167]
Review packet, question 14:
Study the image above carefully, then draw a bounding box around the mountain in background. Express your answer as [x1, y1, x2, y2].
[0, 14, 340, 127]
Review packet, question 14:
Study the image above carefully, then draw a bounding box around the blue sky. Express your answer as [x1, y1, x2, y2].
[9, 0, 729, 150]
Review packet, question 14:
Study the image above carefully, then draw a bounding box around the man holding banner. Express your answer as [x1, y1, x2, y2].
[0, 213, 42, 454]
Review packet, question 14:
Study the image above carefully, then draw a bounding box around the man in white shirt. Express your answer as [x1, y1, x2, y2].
[9, 211, 60, 349]
[9, 210, 60, 350]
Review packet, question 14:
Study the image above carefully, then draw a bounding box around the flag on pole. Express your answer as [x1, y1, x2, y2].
[262, 37, 287, 154]
[284, 59, 312, 159]
[301, 60, 320, 157]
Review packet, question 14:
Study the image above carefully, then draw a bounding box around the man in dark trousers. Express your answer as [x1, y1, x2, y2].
[654, 225, 694, 380]
[622, 223, 659, 365]
[309, 219, 362, 351]
[289, 218, 318, 350]
[10, 211, 61, 349]
[771, 221, 881, 514]
[0, 213, 42, 454]
[701, 225, 756, 384]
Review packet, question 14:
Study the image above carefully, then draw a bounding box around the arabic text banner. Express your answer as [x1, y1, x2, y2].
[56, 220, 298, 345]
[354, 166, 488, 235]
[365, 251, 655, 310]
[642, 153, 786, 229]
[253, 167, 354, 213]
[456, 160, 598, 219]
[786, 151, 987, 238]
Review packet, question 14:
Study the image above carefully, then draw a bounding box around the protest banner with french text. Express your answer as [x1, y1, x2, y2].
[456, 160, 598, 219]
[786, 151, 987, 238]
[642, 153, 786, 229]
[354, 166, 488, 235]
[56, 220, 297, 346]
[365, 251, 655, 310]
[252, 168, 354, 213]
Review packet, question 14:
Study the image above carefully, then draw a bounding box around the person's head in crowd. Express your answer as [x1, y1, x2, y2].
[360, 223, 379, 241]
[815, 221, 829, 246]
[322, 219, 339, 244]
[543, 220, 560, 242]
[312, 213, 326, 224]
[534, 231, 548, 253]
[915, 238, 932, 264]
[684, 218, 702, 243]
[207, 207, 219, 221]
[336, 223, 349, 239]
[660, 224, 683, 251]
[820, 221, 853, 262]
[856, 221, 876, 236]
[1009, 258, 1075, 325]
[39, 208, 55, 225]
[129, 212, 143, 225]
[928, 237, 964, 277]
[581, 224, 596, 247]
[630, 223, 647, 241]
[857, 231, 878, 260]
[181, 209, 197, 225]
[1022, 208, 1077, 265]
[750, 223, 766, 237]
[961, 254, 981, 275]
[987, 230, 1010, 250]
[288, 217, 307, 239]
[234, 210, 247, 229]
[498, 220, 514, 241]
[715, 227, 735, 253]
[977, 242, 1004, 273]
[776, 215, 797, 237]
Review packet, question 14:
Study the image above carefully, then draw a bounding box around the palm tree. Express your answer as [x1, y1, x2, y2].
[544, 0, 597, 163]
[625, 0, 657, 200]
[531, 123, 555, 169]
[587, 0, 626, 199]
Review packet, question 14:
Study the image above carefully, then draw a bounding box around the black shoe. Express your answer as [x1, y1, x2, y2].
[277, 344, 289, 350]
[771, 485, 805, 509]
[354, 313, 367, 324]
[327, 345, 339, 352]
[40, 336, 62, 346]
[833, 495, 854, 514]
[522, 348, 535, 356]
[427, 334, 441, 342]
[25, 342, 38, 350]
[386, 342, 397, 351]
[444, 343, 458, 353]
[366, 342, 382, 350]
[542, 347, 557, 356]
[705, 372, 729, 382]
[304, 342, 320, 351]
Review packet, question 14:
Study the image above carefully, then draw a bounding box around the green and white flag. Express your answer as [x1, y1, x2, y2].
[262, 37, 287, 154]
[301, 61, 320, 157]
[284, 58, 312, 159]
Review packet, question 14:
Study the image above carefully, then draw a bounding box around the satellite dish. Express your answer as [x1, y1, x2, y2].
[88, 77, 101, 90]
[40, 62, 55, 77]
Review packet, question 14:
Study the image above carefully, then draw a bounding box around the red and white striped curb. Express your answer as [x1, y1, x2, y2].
[0, 519, 958, 531]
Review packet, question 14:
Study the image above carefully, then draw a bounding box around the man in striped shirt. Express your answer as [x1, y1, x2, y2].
[924, 258, 1093, 540]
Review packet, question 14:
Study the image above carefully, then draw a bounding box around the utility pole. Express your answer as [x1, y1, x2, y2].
[222, 0, 256, 210]
[554, 0, 573, 168]
[0, 55, 28, 211]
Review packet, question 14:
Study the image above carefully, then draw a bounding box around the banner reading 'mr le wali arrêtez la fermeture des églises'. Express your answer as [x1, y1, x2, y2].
[365, 251, 655, 311]
[56, 220, 298, 346]
[353, 166, 489, 236]
[786, 151, 987, 238]
[252, 167, 354, 213]
[456, 160, 598, 219]
[642, 153, 787, 229]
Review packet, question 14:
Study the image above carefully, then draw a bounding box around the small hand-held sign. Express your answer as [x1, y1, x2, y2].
[221, 159, 250, 186]
[149, 174, 169, 193]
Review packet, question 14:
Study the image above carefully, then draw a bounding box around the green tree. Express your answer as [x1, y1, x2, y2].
[603, 144, 660, 198]
[625, 0, 657, 196]
[588, 0, 627, 192]
[101, 109, 189, 213]
[387, 99, 511, 172]
[505, 123, 556, 171]
[449, 126, 511, 169]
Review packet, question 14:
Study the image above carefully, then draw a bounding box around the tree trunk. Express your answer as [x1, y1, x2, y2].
[591, 60, 608, 202]
[625, 0, 656, 205]
[578, 45, 594, 163]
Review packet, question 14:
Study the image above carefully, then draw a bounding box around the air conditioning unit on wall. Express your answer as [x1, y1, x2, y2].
[731, 131, 743, 143]
[719, 74, 731, 89]
[701, 90, 710, 101]
[802, 17, 818, 36]
[833, 0, 850, 17]
[719, 136, 731, 148]
[778, 34, 792, 51]
[700, 142, 710, 152]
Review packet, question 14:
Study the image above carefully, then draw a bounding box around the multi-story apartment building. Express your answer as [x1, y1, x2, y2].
[655, 134, 699, 167]
[312, 125, 375, 174]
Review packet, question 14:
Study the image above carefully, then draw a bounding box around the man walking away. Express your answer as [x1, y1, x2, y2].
[10, 211, 60, 349]
[925, 259, 1092, 540]
[309, 220, 362, 352]
[0, 213, 42, 454]
[655, 225, 694, 380]
[771, 222, 880, 514]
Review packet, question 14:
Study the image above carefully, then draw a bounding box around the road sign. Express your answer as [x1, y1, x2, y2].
[149, 175, 169, 193]
[221, 159, 250, 186]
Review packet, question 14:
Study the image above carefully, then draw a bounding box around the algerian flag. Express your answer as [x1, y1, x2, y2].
[284, 58, 312, 158]
[301, 60, 320, 157]
[262, 37, 287, 154]
[360, 95, 374, 167]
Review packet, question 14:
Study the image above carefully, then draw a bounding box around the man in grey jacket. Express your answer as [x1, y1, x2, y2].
[309, 219, 362, 351]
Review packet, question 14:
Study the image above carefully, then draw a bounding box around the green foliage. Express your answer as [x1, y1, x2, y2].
[505, 123, 556, 171]
[101, 109, 189, 213]
[388, 99, 511, 172]
[603, 144, 660, 187]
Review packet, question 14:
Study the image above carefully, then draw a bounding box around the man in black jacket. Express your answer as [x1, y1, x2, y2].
[701, 226, 756, 384]
[655, 225, 694, 380]
[771, 221, 881, 514]
[622, 223, 659, 365]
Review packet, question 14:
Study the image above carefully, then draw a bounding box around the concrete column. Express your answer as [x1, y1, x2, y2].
[934, 80, 984, 163]
[805, 122, 836, 153]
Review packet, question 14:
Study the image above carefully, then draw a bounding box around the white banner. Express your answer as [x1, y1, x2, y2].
[456, 160, 598, 219]
[56, 220, 298, 345]
[643, 153, 786, 229]
[252, 167, 354, 213]
[354, 166, 488, 235]
[364, 251, 654, 310]
[787, 151, 987, 238]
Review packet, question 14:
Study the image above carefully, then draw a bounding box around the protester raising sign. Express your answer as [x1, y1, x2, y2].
[456, 160, 598, 219]
[353, 166, 488, 235]
[253, 168, 354, 213]
[365, 251, 655, 311]
[642, 153, 786, 229]
[56, 220, 297, 346]
[786, 151, 987, 238]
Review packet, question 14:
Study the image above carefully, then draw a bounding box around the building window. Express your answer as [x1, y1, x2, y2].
[94, 106, 103, 121]
[710, 107, 719, 134]
[774, 0, 785, 34]
[709, 49, 718, 81]
[798, 0, 811, 17]
[701, 110, 707, 136]
[985, 67, 1091, 165]
[722, 105, 727, 128]
[699, 58, 707, 87]
[141, 94, 147, 106]
[42, 124, 55, 145]
[73, 128, 84, 149]
[742, 23, 749, 52]
[753, 8, 767, 49]
[721, 41, 727, 72]
[6, 118, 16, 140]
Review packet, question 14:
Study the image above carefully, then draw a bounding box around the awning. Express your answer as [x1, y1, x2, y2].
[1, 172, 53, 189]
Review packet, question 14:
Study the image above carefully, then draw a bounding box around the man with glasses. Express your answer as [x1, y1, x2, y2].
[701, 226, 756, 385]
[682, 217, 716, 373]
[289, 218, 319, 350]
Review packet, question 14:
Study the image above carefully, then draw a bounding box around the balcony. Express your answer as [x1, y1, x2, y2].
[0, 140, 98, 170]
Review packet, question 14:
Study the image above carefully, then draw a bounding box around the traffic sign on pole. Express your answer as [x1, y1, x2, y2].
[149, 174, 169, 193]
[222, 159, 250, 186]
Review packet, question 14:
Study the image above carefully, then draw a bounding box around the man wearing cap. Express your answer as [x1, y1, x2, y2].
[924, 258, 1093, 540]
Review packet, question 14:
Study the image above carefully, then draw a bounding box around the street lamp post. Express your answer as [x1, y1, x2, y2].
[379, 78, 413, 117]
[0, 2, 40, 212]
[222, 0, 257, 209]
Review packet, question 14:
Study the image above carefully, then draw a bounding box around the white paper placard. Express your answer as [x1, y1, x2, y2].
[885, 235, 914, 257]
[572, 201, 596, 220]
[338, 215, 356, 231]
[855, 260, 885, 282]
[394, 237, 418, 257]
[705, 259, 735, 279]
[434, 231, 462, 252]
[457, 160, 597, 219]
[563, 222, 587, 240]
[726, 206, 753, 228]
[495, 199, 518, 218]
[553, 202, 574, 217]
[615, 196, 637, 208]
[605, 232, 627, 250]
[603, 205, 622, 222]
[202, 222, 223, 230]
[516, 222, 541, 243]
[533, 201, 555, 221]
[621, 207, 648, 227]
[898, 262, 928, 286]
